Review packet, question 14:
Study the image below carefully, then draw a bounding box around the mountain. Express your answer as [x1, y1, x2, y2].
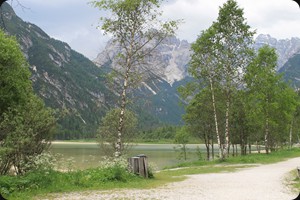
[1, 3, 116, 138]
[94, 36, 190, 124]
[95, 34, 300, 87]
[95, 36, 191, 86]
[253, 34, 300, 88]
[3, 2, 300, 138]
[94, 33, 300, 125]
[1, 3, 180, 137]
[279, 49, 300, 88]
[254, 34, 300, 70]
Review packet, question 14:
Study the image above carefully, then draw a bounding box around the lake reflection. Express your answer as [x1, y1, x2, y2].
[50, 142, 202, 170]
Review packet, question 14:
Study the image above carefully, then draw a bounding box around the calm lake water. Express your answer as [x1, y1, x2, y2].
[50, 142, 204, 170]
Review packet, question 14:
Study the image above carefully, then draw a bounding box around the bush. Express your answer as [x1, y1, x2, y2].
[0, 157, 140, 199]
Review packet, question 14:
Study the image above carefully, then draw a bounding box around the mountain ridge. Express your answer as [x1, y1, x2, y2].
[95, 34, 300, 87]
[2, 2, 300, 139]
[1, 2, 116, 138]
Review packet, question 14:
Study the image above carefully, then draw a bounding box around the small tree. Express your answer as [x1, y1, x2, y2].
[174, 127, 190, 160]
[91, 0, 179, 157]
[0, 96, 56, 175]
[97, 108, 137, 157]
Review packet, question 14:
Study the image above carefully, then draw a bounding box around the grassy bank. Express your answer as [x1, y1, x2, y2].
[1, 148, 300, 200]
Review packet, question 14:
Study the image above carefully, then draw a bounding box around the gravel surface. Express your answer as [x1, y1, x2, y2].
[46, 157, 300, 200]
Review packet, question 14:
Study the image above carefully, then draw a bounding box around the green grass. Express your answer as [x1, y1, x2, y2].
[168, 147, 300, 169]
[2, 148, 300, 200]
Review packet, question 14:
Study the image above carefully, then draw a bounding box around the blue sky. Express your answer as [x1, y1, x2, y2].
[9, 0, 300, 60]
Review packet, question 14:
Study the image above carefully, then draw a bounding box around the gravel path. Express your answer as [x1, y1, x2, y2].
[47, 157, 300, 200]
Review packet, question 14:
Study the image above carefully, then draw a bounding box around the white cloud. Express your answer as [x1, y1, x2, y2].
[162, 0, 300, 42]
[12, 0, 300, 59]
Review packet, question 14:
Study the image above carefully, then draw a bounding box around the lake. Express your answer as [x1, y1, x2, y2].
[50, 142, 205, 170]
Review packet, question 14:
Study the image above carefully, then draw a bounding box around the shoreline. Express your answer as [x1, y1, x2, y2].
[51, 141, 98, 145]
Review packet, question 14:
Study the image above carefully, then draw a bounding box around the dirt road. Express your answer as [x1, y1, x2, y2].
[48, 157, 300, 200]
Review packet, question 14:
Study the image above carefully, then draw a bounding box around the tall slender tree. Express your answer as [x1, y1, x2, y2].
[213, 0, 255, 157]
[189, 26, 223, 159]
[92, 0, 179, 157]
[188, 0, 254, 159]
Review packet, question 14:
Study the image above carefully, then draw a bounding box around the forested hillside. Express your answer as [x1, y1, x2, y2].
[1, 3, 115, 138]
[1, 3, 183, 139]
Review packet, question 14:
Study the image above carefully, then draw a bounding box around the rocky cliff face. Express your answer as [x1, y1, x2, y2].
[94, 36, 191, 86]
[1, 3, 115, 138]
[95, 34, 300, 87]
[254, 34, 300, 70]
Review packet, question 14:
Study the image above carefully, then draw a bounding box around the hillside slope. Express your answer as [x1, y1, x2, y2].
[1, 3, 115, 138]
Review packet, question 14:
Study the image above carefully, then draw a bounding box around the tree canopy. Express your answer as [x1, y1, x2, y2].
[0, 30, 56, 175]
[181, 0, 299, 159]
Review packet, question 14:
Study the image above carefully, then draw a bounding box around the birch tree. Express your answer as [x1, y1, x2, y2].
[244, 45, 297, 153]
[188, 27, 224, 159]
[213, 0, 255, 157]
[91, 0, 179, 157]
[188, 0, 254, 159]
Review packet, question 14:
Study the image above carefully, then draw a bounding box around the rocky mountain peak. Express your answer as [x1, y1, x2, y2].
[94, 35, 191, 85]
[254, 34, 300, 70]
[95, 33, 300, 87]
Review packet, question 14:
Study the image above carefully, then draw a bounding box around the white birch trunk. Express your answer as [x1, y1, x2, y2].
[264, 117, 269, 154]
[115, 58, 131, 157]
[209, 79, 223, 159]
[289, 120, 293, 149]
[223, 98, 230, 158]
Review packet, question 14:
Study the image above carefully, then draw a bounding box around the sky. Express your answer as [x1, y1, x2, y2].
[9, 0, 300, 60]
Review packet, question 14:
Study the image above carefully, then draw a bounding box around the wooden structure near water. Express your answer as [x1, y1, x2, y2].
[128, 154, 148, 178]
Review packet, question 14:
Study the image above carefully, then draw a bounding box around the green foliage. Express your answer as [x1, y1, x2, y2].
[172, 148, 300, 168]
[186, 0, 255, 160]
[92, 0, 180, 157]
[0, 30, 56, 175]
[97, 108, 138, 156]
[174, 127, 190, 160]
[183, 0, 300, 160]
[0, 97, 56, 175]
[137, 125, 178, 142]
[245, 45, 298, 152]
[0, 157, 140, 199]
[0, 30, 31, 115]
[174, 127, 190, 145]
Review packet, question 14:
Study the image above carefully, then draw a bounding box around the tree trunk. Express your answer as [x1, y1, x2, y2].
[204, 134, 210, 160]
[290, 120, 293, 149]
[248, 143, 251, 154]
[115, 64, 131, 157]
[211, 139, 215, 160]
[240, 132, 246, 155]
[223, 97, 230, 158]
[264, 117, 269, 154]
[209, 79, 223, 159]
